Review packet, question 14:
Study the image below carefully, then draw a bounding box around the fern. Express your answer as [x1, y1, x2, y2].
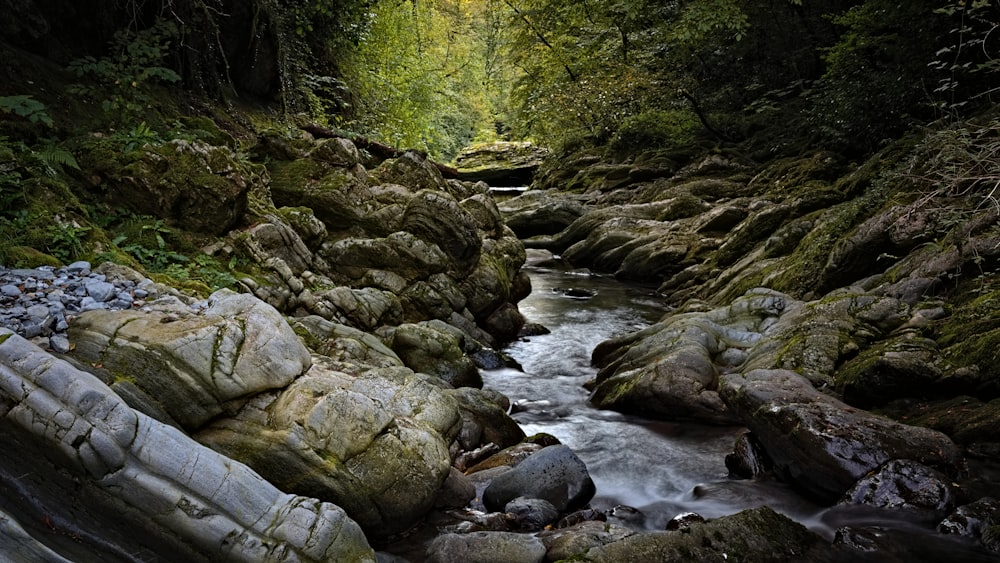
[0, 95, 53, 127]
[35, 144, 80, 175]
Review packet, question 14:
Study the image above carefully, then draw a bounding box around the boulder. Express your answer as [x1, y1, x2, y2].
[572, 506, 824, 562]
[402, 189, 482, 276]
[482, 445, 595, 513]
[453, 141, 549, 186]
[0, 330, 374, 562]
[840, 459, 956, 518]
[719, 368, 961, 502]
[68, 290, 311, 431]
[389, 322, 482, 388]
[450, 386, 526, 451]
[194, 359, 462, 539]
[86, 140, 253, 235]
[590, 289, 789, 424]
[425, 531, 546, 563]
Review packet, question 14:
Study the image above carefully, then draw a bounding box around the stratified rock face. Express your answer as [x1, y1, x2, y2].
[453, 141, 550, 186]
[719, 369, 960, 502]
[68, 289, 312, 431]
[195, 357, 462, 540]
[0, 329, 375, 562]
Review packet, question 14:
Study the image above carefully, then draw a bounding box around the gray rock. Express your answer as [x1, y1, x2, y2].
[840, 459, 956, 517]
[483, 445, 595, 513]
[85, 280, 116, 302]
[719, 369, 960, 502]
[505, 497, 559, 531]
[66, 260, 92, 273]
[1, 284, 21, 297]
[0, 329, 376, 562]
[0, 509, 73, 562]
[426, 531, 546, 563]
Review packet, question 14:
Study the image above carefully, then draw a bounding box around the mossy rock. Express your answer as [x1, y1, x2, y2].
[0, 246, 60, 268]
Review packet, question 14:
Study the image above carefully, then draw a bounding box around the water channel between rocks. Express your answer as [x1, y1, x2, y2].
[483, 251, 829, 533]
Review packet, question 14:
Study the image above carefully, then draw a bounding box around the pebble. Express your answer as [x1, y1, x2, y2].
[0, 262, 162, 354]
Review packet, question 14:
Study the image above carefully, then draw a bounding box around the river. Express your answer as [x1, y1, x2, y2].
[483, 249, 827, 532]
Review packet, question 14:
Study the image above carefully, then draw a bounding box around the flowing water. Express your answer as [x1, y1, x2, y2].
[483, 250, 826, 532]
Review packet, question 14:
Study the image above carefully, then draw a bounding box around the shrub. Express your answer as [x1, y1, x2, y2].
[609, 109, 700, 154]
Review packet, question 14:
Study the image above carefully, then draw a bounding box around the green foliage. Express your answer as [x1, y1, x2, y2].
[116, 219, 189, 272]
[341, 0, 494, 159]
[67, 19, 181, 121]
[609, 110, 701, 153]
[46, 223, 92, 264]
[0, 136, 79, 218]
[0, 95, 54, 127]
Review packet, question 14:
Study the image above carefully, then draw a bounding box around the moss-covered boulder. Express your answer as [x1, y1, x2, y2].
[86, 139, 254, 235]
[195, 359, 462, 540]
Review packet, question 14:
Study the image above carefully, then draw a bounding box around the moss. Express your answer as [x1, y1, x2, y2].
[0, 246, 61, 268]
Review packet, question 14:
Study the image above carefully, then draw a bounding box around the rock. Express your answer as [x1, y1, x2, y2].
[725, 431, 772, 478]
[435, 467, 477, 509]
[836, 335, 944, 408]
[665, 511, 706, 531]
[498, 189, 589, 238]
[539, 520, 634, 562]
[504, 497, 559, 532]
[425, 531, 546, 563]
[85, 140, 252, 235]
[291, 315, 403, 370]
[939, 497, 1000, 548]
[450, 386, 526, 451]
[454, 141, 549, 186]
[840, 459, 956, 518]
[195, 359, 461, 539]
[390, 322, 482, 388]
[482, 445, 595, 513]
[719, 369, 961, 502]
[590, 289, 790, 424]
[402, 189, 482, 276]
[69, 289, 312, 431]
[571, 506, 823, 562]
[0, 329, 375, 562]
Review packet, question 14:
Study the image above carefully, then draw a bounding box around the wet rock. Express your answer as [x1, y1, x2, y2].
[498, 189, 590, 238]
[426, 531, 546, 563]
[665, 512, 706, 531]
[939, 497, 1000, 550]
[719, 369, 961, 502]
[572, 506, 823, 562]
[482, 445, 595, 513]
[505, 497, 559, 532]
[840, 459, 956, 518]
[0, 330, 375, 562]
[725, 431, 773, 478]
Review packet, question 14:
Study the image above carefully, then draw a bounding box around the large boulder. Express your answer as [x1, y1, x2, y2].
[482, 445, 595, 513]
[0, 329, 374, 562]
[572, 506, 826, 562]
[194, 358, 462, 539]
[590, 289, 790, 424]
[719, 368, 961, 502]
[426, 531, 546, 563]
[453, 141, 549, 186]
[389, 322, 482, 388]
[68, 290, 312, 431]
[84, 140, 254, 235]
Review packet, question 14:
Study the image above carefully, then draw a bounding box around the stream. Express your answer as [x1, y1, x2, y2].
[481, 251, 1000, 563]
[483, 250, 828, 532]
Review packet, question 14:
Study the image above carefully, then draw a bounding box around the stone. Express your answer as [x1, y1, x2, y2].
[69, 290, 311, 431]
[425, 531, 546, 563]
[840, 459, 956, 517]
[390, 322, 482, 388]
[482, 445, 595, 513]
[719, 369, 961, 502]
[195, 359, 461, 540]
[0, 329, 375, 562]
[504, 497, 559, 531]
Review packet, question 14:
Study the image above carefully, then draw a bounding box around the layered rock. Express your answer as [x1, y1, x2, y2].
[0, 329, 374, 561]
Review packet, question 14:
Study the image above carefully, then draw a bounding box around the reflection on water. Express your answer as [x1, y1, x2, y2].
[483, 255, 827, 532]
